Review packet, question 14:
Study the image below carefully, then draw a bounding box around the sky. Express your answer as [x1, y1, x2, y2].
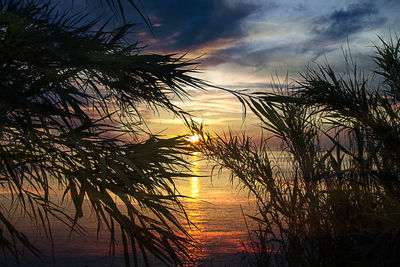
[64, 0, 400, 137]
[129, 0, 399, 137]
[140, 0, 398, 79]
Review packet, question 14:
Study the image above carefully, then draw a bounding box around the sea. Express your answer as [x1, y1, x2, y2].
[1, 152, 258, 267]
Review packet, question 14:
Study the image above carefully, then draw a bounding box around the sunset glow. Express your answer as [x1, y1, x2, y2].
[186, 134, 201, 144]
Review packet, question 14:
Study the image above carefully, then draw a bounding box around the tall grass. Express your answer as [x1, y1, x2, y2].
[0, 1, 204, 266]
[194, 35, 400, 266]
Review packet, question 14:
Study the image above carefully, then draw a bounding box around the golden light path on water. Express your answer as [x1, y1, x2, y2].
[191, 152, 199, 198]
[191, 177, 199, 198]
[173, 149, 257, 266]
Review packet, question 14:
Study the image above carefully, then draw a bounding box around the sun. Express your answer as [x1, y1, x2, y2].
[186, 134, 201, 144]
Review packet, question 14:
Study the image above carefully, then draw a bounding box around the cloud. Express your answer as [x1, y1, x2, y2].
[143, 0, 259, 52]
[139, 0, 393, 88]
[311, 2, 387, 42]
[180, 38, 239, 66]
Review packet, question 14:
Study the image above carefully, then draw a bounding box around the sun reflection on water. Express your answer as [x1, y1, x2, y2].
[178, 151, 256, 266]
[190, 152, 199, 198]
[191, 177, 199, 198]
[184, 152, 209, 265]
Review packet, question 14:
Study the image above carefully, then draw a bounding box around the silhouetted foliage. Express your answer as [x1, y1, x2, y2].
[0, 1, 203, 266]
[195, 34, 400, 266]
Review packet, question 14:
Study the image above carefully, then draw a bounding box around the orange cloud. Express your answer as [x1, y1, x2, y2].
[185, 37, 238, 59]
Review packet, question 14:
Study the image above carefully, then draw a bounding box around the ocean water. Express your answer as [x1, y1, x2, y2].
[174, 153, 257, 266]
[1, 153, 257, 267]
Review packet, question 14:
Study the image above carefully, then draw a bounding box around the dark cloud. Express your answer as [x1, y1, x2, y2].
[133, 0, 393, 84]
[311, 2, 386, 41]
[144, 1, 258, 51]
